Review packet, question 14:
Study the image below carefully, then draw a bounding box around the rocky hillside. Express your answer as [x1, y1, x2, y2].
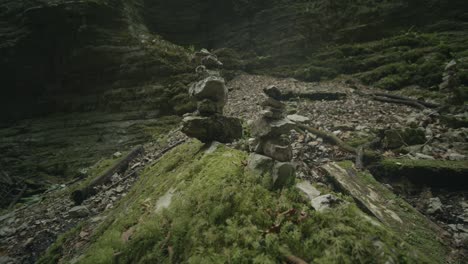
[0, 0, 467, 263]
[2, 0, 467, 122]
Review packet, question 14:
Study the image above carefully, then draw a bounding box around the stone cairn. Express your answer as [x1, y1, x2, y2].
[182, 49, 242, 143]
[248, 85, 296, 189]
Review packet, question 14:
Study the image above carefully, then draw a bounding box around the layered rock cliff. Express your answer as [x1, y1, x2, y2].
[2, 0, 467, 122]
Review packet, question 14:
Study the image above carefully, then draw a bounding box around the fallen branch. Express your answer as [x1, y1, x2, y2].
[71, 145, 144, 205]
[373, 93, 439, 108]
[372, 96, 425, 109]
[297, 124, 357, 154]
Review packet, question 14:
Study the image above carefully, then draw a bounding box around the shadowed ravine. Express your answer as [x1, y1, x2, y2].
[0, 1, 467, 263]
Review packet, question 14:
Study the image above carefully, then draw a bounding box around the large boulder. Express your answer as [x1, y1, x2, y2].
[189, 76, 228, 107]
[182, 115, 242, 143]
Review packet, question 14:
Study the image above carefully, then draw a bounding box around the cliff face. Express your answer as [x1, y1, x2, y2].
[1, 0, 467, 121]
[144, 0, 468, 57]
[0, 0, 192, 122]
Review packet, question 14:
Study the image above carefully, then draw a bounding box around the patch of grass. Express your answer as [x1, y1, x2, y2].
[41, 141, 435, 263]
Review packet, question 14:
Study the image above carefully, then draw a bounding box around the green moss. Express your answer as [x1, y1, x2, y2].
[372, 158, 468, 191]
[381, 159, 468, 172]
[269, 30, 468, 93]
[337, 161, 449, 263]
[37, 223, 85, 264]
[346, 133, 375, 148]
[294, 65, 338, 82]
[69, 153, 128, 194]
[382, 128, 426, 149]
[38, 141, 434, 263]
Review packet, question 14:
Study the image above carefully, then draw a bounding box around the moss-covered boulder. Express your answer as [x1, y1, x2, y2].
[383, 128, 426, 149]
[371, 158, 468, 190]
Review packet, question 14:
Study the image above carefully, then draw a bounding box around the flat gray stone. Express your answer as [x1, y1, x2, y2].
[287, 114, 310, 123]
[426, 197, 443, 215]
[251, 117, 295, 138]
[69, 205, 90, 218]
[296, 181, 321, 201]
[247, 153, 274, 173]
[155, 188, 176, 213]
[311, 194, 341, 212]
[260, 138, 292, 162]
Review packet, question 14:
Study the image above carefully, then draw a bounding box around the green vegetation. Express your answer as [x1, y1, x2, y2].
[336, 161, 449, 262]
[380, 158, 468, 172]
[252, 31, 467, 94]
[372, 158, 468, 190]
[40, 141, 436, 263]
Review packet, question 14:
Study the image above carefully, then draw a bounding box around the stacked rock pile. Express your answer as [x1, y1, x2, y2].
[248, 86, 297, 188]
[182, 49, 242, 143]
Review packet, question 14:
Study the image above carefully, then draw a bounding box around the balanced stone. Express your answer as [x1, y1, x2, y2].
[182, 115, 242, 143]
[263, 85, 282, 100]
[261, 97, 285, 111]
[197, 99, 223, 116]
[262, 106, 285, 119]
[259, 137, 293, 162]
[189, 76, 228, 107]
[251, 117, 295, 138]
[287, 114, 310, 123]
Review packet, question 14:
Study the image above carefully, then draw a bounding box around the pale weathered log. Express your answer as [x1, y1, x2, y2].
[372, 95, 425, 109]
[71, 145, 144, 205]
[373, 92, 439, 108]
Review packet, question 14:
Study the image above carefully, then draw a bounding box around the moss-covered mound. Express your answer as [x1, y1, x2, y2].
[371, 158, 468, 190]
[40, 141, 439, 263]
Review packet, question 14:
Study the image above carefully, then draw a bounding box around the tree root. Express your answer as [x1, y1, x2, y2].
[297, 124, 357, 154]
[372, 95, 425, 109]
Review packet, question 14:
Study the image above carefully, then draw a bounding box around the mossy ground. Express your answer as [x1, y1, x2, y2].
[40, 141, 438, 263]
